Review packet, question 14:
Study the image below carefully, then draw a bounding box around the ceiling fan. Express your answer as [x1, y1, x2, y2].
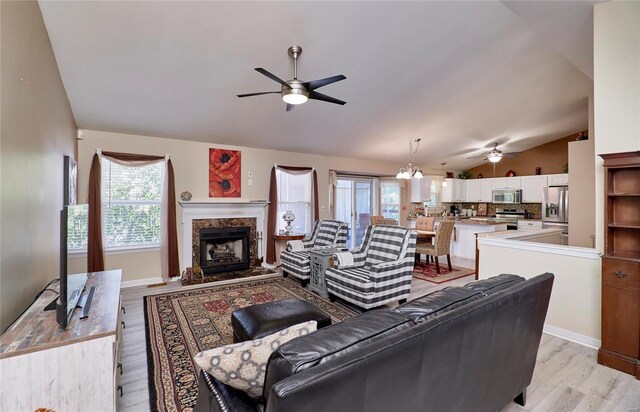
[466, 143, 520, 163]
[237, 45, 347, 112]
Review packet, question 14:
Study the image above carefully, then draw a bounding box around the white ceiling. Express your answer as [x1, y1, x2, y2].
[39, 1, 597, 170]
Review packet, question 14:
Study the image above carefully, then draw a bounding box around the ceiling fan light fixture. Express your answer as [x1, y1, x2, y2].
[413, 170, 424, 179]
[488, 153, 502, 163]
[282, 89, 309, 105]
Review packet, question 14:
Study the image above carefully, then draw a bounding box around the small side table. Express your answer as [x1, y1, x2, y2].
[272, 233, 305, 266]
[309, 248, 341, 298]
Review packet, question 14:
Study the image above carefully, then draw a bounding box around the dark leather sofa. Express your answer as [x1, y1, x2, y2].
[195, 273, 554, 412]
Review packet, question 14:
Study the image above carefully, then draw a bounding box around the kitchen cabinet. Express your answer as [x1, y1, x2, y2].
[521, 175, 547, 203]
[465, 180, 492, 202]
[410, 177, 433, 203]
[547, 173, 569, 186]
[442, 178, 465, 202]
[492, 177, 522, 190]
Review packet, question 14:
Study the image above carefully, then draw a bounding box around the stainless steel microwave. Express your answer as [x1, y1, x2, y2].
[492, 189, 522, 204]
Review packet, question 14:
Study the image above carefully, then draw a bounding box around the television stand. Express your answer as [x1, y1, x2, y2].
[0, 270, 123, 411]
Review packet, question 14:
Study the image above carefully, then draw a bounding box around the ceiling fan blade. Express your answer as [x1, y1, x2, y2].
[237, 91, 281, 98]
[255, 68, 287, 86]
[308, 91, 346, 105]
[286, 104, 294, 112]
[305, 75, 346, 91]
[502, 152, 521, 158]
[466, 155, 487, 159]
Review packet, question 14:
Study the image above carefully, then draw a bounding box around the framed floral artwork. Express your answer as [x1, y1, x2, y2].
[209, 148, 241, 197]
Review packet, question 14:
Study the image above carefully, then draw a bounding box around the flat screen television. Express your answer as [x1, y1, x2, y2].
[54, 204, 90, 328]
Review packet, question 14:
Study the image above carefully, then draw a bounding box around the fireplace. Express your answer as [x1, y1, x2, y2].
[199, 227, 250, 275]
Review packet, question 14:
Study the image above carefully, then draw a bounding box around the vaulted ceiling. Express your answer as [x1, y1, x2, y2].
[39, 1, 598, 170]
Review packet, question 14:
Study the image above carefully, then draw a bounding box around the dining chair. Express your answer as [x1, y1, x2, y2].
[370, 215, 385, 225]
[415, 220, 455, 274]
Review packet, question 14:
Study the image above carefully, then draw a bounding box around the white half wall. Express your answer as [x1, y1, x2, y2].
[478, 240, 601, 346]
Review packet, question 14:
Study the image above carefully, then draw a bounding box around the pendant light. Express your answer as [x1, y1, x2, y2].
[396, 139, 424, 179]
[441, 162, 448, 187]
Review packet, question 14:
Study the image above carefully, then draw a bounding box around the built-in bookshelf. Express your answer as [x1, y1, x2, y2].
[598, 151, 640, 380]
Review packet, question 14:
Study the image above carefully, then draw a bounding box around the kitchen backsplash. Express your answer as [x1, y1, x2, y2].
[443, 202, 542, 219]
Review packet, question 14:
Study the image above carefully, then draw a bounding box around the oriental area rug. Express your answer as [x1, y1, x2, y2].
[413, 261, 475, 284]
[144, 277, 358, 412]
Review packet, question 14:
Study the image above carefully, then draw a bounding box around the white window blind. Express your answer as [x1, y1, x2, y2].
[276, 169, 313, 234]
[101, 159, 164, 249]
[380, 180, 401, 221]
[67, 204, 89, 250]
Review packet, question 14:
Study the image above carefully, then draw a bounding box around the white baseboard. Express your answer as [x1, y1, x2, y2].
[120, 276, 165, 289]
[543, 324, 601, 349]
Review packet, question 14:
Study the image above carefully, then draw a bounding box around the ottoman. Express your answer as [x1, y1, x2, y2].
[231, 298, 332, 343]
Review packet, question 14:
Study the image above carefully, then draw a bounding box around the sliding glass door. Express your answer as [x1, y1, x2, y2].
[334, 178, 374, 248]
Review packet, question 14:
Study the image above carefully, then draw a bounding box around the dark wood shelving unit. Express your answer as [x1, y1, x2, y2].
[598, 151, 640, 380]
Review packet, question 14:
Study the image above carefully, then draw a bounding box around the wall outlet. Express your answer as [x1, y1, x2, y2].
[320, 205, 326, 212]
[248, 179, 253, 186]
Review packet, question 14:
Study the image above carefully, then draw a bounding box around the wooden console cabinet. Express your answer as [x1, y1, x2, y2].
[597, 152, 640, 379]
[0, 270, 124, 410]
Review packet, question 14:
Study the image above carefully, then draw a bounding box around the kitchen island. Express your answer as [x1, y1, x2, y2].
[449, 220, 508, 260]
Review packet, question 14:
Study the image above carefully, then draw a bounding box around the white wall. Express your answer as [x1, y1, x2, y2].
[68, 130, 410, 281]
[593, 1, 640, 252]
[478, 242, 601, 346]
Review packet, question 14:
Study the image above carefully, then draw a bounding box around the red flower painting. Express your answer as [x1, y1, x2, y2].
[209, 148, 241, 197]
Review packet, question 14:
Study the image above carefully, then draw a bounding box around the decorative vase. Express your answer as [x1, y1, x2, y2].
[506, 170, 516, 177]
[282, 210, 296, 233]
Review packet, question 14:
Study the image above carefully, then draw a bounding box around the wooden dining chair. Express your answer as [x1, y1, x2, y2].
[415, 220, 455, 274]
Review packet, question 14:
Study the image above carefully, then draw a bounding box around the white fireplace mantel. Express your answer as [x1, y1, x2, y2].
[180, 200, 269, 272]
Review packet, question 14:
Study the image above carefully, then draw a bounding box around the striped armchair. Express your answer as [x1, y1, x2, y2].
[281, 220, 348, 286]
[325, 225, 416, 309]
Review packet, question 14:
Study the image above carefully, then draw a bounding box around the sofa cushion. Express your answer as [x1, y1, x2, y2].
[193, 321, 317, 399]
[464, 274, 525, 295]
[395, 287, 483, 322]
[263, 310, 413, 399]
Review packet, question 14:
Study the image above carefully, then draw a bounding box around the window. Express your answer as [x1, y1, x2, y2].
[424, 176, 442, 207]
[101, 159, 164, 249]
[276, 169, 312, 234]
[380, 180, 401, 221]
[67, 204, 89, 250]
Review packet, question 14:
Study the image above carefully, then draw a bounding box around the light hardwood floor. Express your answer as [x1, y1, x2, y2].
[118, 259, 640, 411]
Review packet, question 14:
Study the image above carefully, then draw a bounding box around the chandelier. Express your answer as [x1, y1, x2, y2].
[396, 139, 424, 179]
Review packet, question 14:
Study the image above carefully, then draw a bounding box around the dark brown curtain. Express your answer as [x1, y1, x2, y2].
[265, 165, 318, 264]
[87, 153, 104, 272]
[101, 151, 164, 162]
[266, 166, 278, 264]
[166, 159, 180, 277]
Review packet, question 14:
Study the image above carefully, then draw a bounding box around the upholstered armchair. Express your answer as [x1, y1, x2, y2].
[325, 225, 416, 309]
[281, 220, 348, 286]
[415, 220, 455, 274]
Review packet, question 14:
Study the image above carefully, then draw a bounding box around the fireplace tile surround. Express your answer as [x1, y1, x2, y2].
[180, 201, 268, 274]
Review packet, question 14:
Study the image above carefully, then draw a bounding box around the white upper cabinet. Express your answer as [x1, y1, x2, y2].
[521, 175, 547, 203]
[442, 178, 466, 202]
[492, 177, 522, 190]
[465, 179, 493, 202]
[465, 180, 481, 202]
[547, 173, 569, 186]
[479, 179, 493, 202]
[410, 177, 433, 202]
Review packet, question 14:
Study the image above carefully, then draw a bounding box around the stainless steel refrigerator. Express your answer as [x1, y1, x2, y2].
[542, 185, 569, 244]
